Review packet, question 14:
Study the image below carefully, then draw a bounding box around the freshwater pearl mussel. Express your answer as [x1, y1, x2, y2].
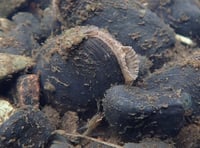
[34, 25, 139, 114]
[0, 0, 200, 147]
[0, 25, 139, 147]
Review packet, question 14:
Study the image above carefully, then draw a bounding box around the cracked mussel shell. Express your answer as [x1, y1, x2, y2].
[0, 103, 54, 147]
[54, 0, 175, 57]
[103, 50, 200, 140]
[147, 0, 200, 42]
[34, 26, 139, 114]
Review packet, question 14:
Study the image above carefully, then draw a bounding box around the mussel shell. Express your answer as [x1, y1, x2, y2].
[147, 0, 200, 41]
[145, 65, 200, 116]
[58, 0, 175, 57]
[35, 30, 124, 113]
[103, 85, 185, 140]
[0, 107, 54, 147]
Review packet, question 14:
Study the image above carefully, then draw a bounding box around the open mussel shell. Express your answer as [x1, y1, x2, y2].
[147, 0, 200, 42]
[55, 0, 175, 57]
[103, 85, 185, 140]
[0, 106, 54, 147]
[34, 26, 139, 114]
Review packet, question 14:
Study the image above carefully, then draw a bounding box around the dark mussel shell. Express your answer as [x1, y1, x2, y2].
[103, 50, 200, 140]
[145, 50, 200, 117]
[34, 26, 139, 114]
[145, 67, 200, 117]
[0, 107, 54, 147]
[147, 0, 200, 42]
[103, 85, 185, 140]
[55, 0, 175, 57]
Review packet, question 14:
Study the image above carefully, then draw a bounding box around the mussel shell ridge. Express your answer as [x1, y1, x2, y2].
[35, 26, 130, 114]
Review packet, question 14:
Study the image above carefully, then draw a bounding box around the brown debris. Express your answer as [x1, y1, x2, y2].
[16, 74, 40, 109]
